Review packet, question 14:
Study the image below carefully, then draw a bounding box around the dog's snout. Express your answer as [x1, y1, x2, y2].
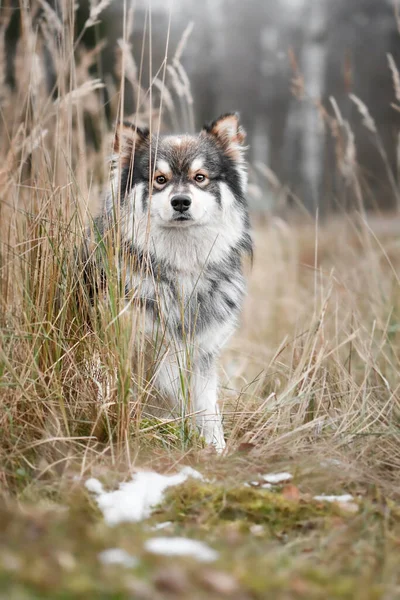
[171, 194, 191, 213]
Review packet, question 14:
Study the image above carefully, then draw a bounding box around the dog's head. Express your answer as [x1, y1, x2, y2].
[113, 113, 248, 230]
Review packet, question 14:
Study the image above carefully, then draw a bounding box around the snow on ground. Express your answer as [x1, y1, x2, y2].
[152, 521, 173, 530]
[144, 537, 219, 562]
[261, 472, 293, 484]
[85, 466, 203, 526]
[85, 478, 104, 494]
[245, 472, 293, 488]
[87, 467, 220, 564]
[313, 494, 354, 503]
[98, 548, 138, 568]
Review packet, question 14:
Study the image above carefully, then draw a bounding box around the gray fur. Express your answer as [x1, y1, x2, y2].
[95, 114, 252, 450]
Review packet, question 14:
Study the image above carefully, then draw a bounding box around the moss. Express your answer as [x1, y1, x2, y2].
[159, 481, 344, 534]
[0, 472, 399, 600]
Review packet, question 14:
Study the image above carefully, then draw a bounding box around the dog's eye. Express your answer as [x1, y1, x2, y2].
[194, 173, 206, 183]
[155, 175, 167, 185]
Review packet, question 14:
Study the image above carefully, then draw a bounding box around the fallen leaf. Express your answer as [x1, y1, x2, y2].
[200, 569, 239, 595]
[237, 442, 256, 453]
[282, 484, 300, 501]
[197, 447, 218, 464]
[125, 577, 153, 599]
[331, 516, 346, 529]
[290, 577, 311, 595]
[154, 566, 189, 594]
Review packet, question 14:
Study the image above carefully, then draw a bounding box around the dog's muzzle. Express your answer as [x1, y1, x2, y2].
[171, 194, 191, 213]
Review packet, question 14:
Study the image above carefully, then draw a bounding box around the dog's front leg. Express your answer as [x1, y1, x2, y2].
[192, 361, 225, 452]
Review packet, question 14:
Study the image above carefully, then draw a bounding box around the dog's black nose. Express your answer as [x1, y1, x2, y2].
[171, 195, 191, 213]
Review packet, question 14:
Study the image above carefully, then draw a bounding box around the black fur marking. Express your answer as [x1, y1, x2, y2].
[222, 294, 237, 311]
[118, 150, 149, 205]
[120, 121, 150, 142]
[202, 112, 241, 135]
[198, 351, 215, 371]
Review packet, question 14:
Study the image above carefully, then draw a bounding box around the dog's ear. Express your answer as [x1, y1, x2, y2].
[203, 112, 246, 160]
[113, 121, 150, 162]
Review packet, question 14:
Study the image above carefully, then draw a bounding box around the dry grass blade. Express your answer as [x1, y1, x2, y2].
[55, 78, 105, 106]
[117, 39, 138, 86]
[387, 53, 400, 103]
[173, 21, 194, 63]
[86, 0, 115, 29]
[349, 93, 377, 133]
[37, 0, 63, 34]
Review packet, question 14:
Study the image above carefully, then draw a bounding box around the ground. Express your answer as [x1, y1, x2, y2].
[1, 452, 399, 599]
[1, 217, 399, 599]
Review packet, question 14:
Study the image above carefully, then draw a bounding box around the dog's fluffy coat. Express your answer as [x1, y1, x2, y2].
[91, 113, 252, 450]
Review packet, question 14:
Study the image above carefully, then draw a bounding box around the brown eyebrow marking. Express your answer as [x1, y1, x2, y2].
[153, 169, 171, 179]
[153, 169, 172, 189]
[188, 167, 209, 179]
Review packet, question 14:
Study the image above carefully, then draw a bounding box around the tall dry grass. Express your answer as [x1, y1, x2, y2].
[0, 0, 399, 500]
[223, 216, 400, 484]
[0, 0, 198, 490]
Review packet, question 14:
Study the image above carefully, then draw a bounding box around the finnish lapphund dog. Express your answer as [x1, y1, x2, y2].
[87, 113, 252, 451]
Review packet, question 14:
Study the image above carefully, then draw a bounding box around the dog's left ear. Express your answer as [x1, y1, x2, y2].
[113, 121, 150, 164]
[203, 112, 246, 160]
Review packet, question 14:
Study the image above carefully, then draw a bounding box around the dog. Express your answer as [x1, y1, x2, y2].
[88, 113, 252, 451]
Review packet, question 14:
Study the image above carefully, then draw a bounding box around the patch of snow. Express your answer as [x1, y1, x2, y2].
[320, 459, 343, 467]
[179, 466, 205, 480]
[249, 524, 265, 536]
[153, 521, 173, 530]
[86, 467, 203, 526]
[98, 548, 138, 568]
[261, 472, 293, 484]
[260, 483, 272, 489]
[85, 477, 104, 494]
[313, 494, 354, 503]
[144, 537, 218, 562]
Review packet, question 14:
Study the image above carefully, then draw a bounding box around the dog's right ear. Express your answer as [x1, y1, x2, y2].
[113, 121, 150, 161]
[203, 113, 246, 162]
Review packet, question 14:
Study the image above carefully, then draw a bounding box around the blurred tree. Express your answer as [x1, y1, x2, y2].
[3, 0, 400, 211]
[322, 0, 400, 210]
